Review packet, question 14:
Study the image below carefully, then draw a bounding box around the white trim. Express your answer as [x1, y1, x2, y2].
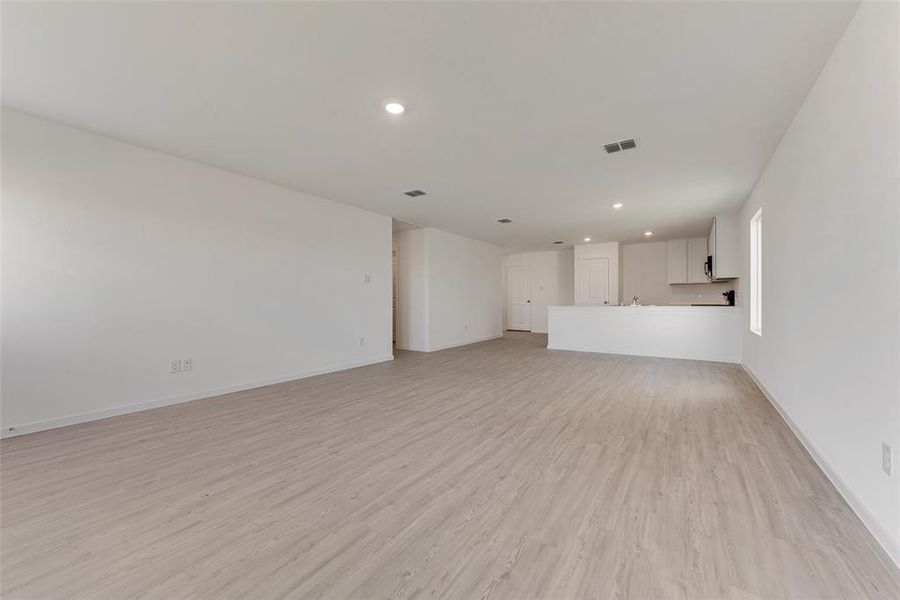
[749, 207, 762, 336]
[395, 344, 429, 352]
[399, 334, 503, 353]
[742, 364, 900, 569]
[1, 355, 394, 438]
[427, 334, 503, 353]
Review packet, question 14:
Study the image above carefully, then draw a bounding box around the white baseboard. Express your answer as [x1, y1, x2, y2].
[1, 355, 394, 439]
[427, 334, 504, 352]
[396, 344, 429, 352]
[397, 334, 504, 353]
[741, 364, 900, 569]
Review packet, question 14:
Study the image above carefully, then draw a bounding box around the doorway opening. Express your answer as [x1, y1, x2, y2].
[391, 219, 422, 350]
[392, 246, 399, 347]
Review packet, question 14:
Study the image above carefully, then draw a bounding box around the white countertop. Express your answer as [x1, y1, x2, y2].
[548, 304, 737, 312]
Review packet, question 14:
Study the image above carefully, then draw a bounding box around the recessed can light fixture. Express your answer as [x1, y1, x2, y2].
[584, 237, 592, 242]
[612, 203, 624, 209]
[644, 231, 653, 236]
[385, 102, 405, 115]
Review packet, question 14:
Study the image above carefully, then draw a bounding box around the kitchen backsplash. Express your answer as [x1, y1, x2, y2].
[666, 281, 737, 305]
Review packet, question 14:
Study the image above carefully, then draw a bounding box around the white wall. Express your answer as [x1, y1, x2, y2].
[502, 250, 574, 333]
[1, 109, 393, 435]
[739, 1, 900, 565]
[427, 228, 503, 350]
[393, 228, 502, 351]
[621, 241, 734, 306]
[574, 242, 620, 305]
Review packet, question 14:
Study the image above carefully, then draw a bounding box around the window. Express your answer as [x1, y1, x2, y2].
[749, 208, 762, 335]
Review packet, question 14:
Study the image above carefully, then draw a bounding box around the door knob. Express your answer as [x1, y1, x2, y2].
[527, 300, 531, 303]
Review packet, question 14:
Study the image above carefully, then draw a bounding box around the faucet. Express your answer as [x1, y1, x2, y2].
[631, 295, 639, 306]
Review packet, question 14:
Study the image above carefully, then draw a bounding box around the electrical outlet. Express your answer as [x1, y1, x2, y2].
[183, 358, 192, 372]
[883, 442, 892, 476]
[171, 359, 182, 374]
[363, 274, 371, 284]
[359, 337, 365, 347]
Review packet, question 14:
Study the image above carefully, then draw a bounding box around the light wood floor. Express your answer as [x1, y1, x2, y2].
[2, 333, 898, 599]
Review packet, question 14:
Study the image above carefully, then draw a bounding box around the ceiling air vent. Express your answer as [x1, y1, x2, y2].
[553, 241, 564, 245]
[403, 189, 426, 197]
[604, 138, 637, 154]
[497, 218, 513, 224]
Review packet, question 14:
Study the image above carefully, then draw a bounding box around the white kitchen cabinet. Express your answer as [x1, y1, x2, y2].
[688, 237, 708, 283]
[708, 213, 739, 280]
[668, 237, 708, 284]
[667, 239, 688, 284]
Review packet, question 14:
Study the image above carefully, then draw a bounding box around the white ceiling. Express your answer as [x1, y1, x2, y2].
[392, 219, 421, 233]
[2, 1, 858, 251]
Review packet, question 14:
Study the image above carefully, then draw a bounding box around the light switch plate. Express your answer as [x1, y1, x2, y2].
[883, 442, 892, 476]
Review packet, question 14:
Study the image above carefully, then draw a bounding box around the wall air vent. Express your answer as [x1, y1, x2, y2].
[604, 138, 637, 154]
[497, 218, 513, 224]
[403, 189, 426, 197]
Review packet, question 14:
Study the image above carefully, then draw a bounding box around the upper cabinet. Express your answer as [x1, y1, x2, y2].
[667, 239, 688, 284]
[708, 213, 739, 280]
[668, 237, 708, 284]
[668, 212, 740, 284]
[687, 238, 709, 283]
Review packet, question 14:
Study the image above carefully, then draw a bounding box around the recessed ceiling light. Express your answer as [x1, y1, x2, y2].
[644, 231, 653, 236]
[553, 241, 564, 245]
[385, 102, 405, 115]
[584, 237, 592, 242]
[612, 203, 624, 209]
[497, 218, 513, 224]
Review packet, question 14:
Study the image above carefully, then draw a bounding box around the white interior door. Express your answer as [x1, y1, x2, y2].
[581, 257, 610, 305]
[506, 265, 532, 331]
